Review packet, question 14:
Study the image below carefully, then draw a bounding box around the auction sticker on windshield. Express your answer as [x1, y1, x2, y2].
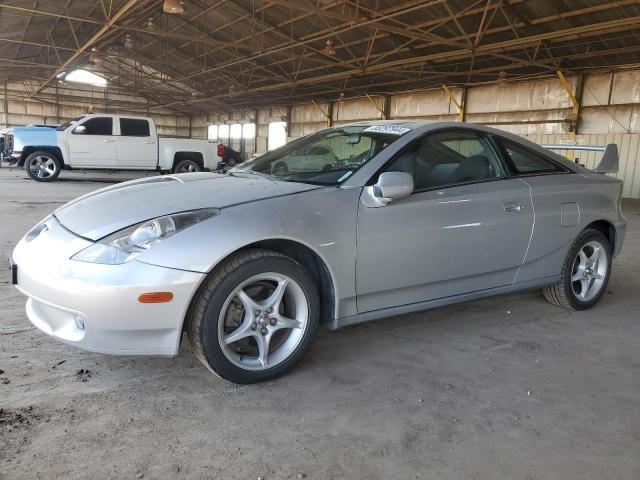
[363, 125, 411, 135]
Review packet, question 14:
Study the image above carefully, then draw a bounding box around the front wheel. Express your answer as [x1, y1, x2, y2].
[25, 151, 61, 182]
[543, 228, 612, 310]
[187, 249, 320, 383]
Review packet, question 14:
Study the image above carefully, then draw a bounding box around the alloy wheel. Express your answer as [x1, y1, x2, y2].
[571, 240, 608, 301]
[217, 272, 309, 371]
[29, 156, 56, 179]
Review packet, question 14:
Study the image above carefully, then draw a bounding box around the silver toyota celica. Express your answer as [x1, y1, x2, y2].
[11, 121, 626, 383]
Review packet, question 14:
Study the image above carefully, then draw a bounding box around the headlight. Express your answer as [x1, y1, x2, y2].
[71, 208, 219, 265]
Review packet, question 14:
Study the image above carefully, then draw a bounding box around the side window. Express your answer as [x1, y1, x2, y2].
[384, 130, 506, 191]
[79, 117, 113, 135]
[500, 139, 563, 174]
[120, 118, 150, 137]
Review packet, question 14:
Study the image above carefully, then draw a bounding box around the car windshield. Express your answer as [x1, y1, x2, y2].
[56, 116, 85, 131]
[233, 125, 408, 185]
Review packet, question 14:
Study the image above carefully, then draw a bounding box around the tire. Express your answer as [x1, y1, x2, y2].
[24, 151, 61, 182]
[187, 248, 320, 384]
[543, 228, 612, 310]
[172, 159, 202, 174]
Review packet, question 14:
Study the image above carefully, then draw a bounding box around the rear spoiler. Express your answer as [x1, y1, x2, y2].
[542, 143, 618, 174]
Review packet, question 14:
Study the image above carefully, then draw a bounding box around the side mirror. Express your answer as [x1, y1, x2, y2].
[363, 171, 414, 207]
[73, 125, 86, 134]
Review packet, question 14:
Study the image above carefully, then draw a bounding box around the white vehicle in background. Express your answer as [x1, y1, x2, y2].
[1, 114, 223, 181]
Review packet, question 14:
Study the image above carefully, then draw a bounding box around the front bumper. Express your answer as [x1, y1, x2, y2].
[3, 152, 20, 163]
[11, 217, 205, 356]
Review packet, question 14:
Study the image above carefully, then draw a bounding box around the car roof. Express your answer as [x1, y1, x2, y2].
[340, 119, 436, 129]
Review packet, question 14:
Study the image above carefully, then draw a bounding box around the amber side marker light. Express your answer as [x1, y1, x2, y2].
[138, 292, 174, 303]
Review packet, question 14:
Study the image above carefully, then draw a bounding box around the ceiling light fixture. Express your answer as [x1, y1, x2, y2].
[89, 47, 100, 64]
[163, 0, 185, 14]
[323, 39, 336, 56]
[59, 69, 108, 87]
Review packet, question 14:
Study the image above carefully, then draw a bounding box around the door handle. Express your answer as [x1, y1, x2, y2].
[103, 139, 115, 143]
[144, 141, 156, 144]
[503, 202, 524, 213]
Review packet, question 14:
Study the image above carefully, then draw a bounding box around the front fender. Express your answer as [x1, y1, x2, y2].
[136, 187, 361, 319]
[13, 128, 58, 156]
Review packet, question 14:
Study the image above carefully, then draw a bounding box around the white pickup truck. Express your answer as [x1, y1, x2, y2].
[2, 113, 223, 182]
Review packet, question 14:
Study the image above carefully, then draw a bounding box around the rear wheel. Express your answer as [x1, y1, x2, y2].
[25, 151, 61, 182]
[188, 249, 319, 383]
[543, 228, 612, 310]
[173, 159, 202, 173]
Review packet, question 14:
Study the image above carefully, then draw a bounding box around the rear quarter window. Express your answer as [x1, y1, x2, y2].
[120, 118, 150, 137]
[500, 139, 565, 174]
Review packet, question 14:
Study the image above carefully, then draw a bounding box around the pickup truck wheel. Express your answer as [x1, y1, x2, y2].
[173, 159, 202, 174]
[25, 151, 61, 182]
[187, 248, 320, 384]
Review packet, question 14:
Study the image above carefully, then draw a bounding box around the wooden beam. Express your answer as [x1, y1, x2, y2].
[311, 100, 331, 126]
[242, 0, 635, 86]
[442, 84, 464, 121]
[556, 70, 579, 118]
[556, 70, 584, 136]
[30, 0, 139, 97]
[0, 4, 101, 24]
[0, 37, 75, 52]
[365, 94, 386, 119]
[164, 12, 640, 99]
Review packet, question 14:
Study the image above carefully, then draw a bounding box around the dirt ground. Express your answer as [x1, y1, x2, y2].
[1, 166, 639, 480]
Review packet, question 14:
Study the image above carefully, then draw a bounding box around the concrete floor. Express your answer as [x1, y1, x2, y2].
[1, 166, 639, 480]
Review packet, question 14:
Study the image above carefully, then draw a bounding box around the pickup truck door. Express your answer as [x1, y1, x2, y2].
[67, 116, 116, 167]
[116, 117, 157, 168]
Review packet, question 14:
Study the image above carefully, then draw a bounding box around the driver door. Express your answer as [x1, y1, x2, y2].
[355, 129, 534, 313]
[67, 116, 116, 168]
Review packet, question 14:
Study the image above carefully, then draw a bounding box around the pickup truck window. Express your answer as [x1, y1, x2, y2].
[57, 116, 85, 131]
[120, 118, 150, 137]
[78, 117, 113, 135]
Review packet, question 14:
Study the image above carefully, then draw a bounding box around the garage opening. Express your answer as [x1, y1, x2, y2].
[268, 121, 287, 151]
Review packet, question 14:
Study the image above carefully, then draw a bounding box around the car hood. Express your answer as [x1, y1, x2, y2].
[54, 172, 321, 240]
